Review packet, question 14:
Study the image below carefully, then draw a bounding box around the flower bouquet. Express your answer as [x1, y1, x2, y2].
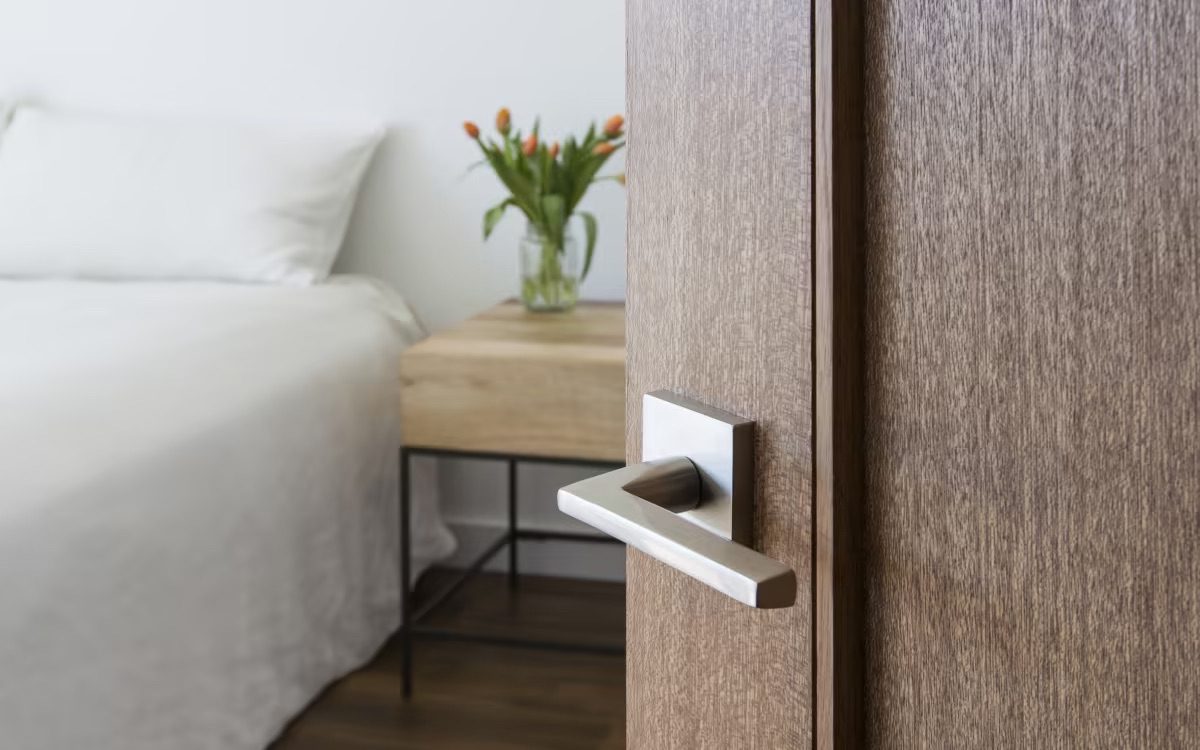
[464, 108, 625, 311]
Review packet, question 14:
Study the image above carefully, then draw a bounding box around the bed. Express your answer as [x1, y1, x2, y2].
[0, 276, 454, 749]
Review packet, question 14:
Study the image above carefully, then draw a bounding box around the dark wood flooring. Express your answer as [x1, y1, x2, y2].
[271, 572, 626, 750]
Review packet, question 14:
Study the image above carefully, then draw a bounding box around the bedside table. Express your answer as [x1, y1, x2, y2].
[398, 300, 625, 697]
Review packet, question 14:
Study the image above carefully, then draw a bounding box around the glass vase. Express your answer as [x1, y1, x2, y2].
[518, 221, 581, 312]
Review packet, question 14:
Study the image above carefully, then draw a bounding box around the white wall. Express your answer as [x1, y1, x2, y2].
[0, 0, 628, 580]
[0, 0, 627, 330]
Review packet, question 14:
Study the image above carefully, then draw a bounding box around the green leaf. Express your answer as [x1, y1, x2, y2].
[483, 150, 538, 220]
[540, 147, 553, 192]
[483, 198, 514, 240]
[541, 194, 565, 242]
[567, 154, 607, 215]
[579, 211, 598, 281]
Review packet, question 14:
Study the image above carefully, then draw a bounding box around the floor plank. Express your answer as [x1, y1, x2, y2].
[271, 572, 626, 749]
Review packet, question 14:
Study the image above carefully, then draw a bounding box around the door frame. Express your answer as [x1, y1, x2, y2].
[813, 0, 864, 747]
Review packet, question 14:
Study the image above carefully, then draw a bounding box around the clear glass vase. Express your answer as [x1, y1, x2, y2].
[518, 221, 581, 312]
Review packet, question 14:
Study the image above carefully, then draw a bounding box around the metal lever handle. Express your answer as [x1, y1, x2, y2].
[558, 456, 796, 609]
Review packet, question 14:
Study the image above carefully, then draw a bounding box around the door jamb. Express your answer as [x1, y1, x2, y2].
[813, 1, 865, 747]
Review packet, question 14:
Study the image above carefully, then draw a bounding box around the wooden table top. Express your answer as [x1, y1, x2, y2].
[404, 300, 625, 362]
[399, 300, 626, 462]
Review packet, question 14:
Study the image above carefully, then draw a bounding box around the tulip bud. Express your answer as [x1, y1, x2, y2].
[603, 114, 624, 138]
[592, 141, 615, 156]
[496, 108, 511, 135]
[548, 141, 560, 159]
[463, 121, 480, 139]
[522, 134, 538, 157]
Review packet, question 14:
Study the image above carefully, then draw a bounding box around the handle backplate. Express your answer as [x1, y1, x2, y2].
[557, 391, 795, 609]
[642, 390, 755, 544]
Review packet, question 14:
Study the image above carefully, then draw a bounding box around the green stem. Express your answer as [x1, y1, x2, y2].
[522, 222, 578, 311]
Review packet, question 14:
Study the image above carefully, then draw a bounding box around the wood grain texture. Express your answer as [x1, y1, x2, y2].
[813, 0, 864, 747]
[399, 301, 625, 462]
[625, 0, 812, 747]
[862, 1, 1200, 745]
[272, 573, 625, 749]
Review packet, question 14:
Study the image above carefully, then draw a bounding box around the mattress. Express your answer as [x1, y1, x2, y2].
[0, 276, 454, 749]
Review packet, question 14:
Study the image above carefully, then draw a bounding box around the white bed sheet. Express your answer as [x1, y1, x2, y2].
[0, 276, 454, 749]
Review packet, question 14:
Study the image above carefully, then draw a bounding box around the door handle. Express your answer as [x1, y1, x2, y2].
[558, 392, 796, 609]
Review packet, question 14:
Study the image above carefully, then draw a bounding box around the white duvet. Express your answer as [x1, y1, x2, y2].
[0, 276, 453, 749]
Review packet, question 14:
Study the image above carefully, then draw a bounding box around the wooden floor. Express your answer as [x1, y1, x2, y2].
[271, 572, 626, 750]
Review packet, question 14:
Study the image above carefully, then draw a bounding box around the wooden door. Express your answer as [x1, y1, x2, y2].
[859, 1, 1200, 746]
[627, 0, 1198, 747]
[625, 0, 824, 747]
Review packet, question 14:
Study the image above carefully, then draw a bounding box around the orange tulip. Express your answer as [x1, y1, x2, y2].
[548, 141, 560, 159]
[463, 121, 480, 139]
[522, 134, 538, 156]
[592, 141, 615, 156]
[603, 114, 624, 138]
[616, 172, 626, 186]
[495, 107, 511, 135]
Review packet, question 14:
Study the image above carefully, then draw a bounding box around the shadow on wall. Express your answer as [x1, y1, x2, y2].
[338, 125, 509, 333]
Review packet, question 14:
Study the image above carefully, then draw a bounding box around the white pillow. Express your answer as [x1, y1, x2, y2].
[0, 106, 382, 285]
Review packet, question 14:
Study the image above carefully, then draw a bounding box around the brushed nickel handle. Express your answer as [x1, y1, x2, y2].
[557, 393, 796, 609]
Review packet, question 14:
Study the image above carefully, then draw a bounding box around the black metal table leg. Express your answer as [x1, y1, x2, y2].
[400, 447, 413, 699]
[507, 458, 518, 589]
[398, 447, 625, 700]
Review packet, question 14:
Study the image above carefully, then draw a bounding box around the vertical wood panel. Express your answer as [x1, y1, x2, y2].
[625, 0, 812, 747]
[863, 1, 1200, 745]
[813, 0, 865, 747]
